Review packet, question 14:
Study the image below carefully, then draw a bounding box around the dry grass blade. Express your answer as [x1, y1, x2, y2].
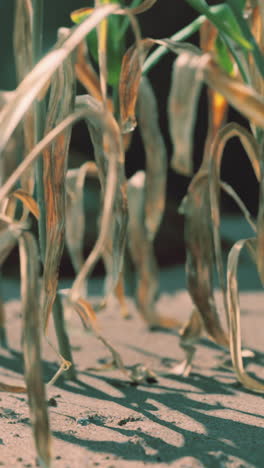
[9, 188, 40, 220]
[227, 237, 264, 393]
[71, 96, 127, 301]
[181, 171, 228, 350]
[137, 76, 167, 240]
[19, 231, 51, 467]
[42, 28, 76, 333]
[122, 0, 157, 15]
[168, 53, 205, 176]
[0, 3, 119, 156]
[13, 0, 35, 194]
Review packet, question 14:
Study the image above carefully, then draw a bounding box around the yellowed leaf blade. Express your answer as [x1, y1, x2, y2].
[227, 237, 264, 393]
[19, 231, 51, 467]
[42, 28, 76, 332]
[137, 76, 167, 240]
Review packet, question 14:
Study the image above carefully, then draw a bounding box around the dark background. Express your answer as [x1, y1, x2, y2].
[0, 1, 259, 274]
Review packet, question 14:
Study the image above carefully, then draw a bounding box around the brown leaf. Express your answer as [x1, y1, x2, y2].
[42, 28, 76, 332]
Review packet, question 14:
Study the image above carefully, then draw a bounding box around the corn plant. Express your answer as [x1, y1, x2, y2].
[1, 1, 264, 466]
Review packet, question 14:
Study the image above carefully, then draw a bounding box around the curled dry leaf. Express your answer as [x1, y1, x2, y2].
[227, 237, 264, 393]
[19, 231, 51, 467]
[137, 76, 167, 240]
[168, 53, 205, 176]
[9, 188, 40, 220]
[209, 123, 260, 316]
[71, 95, 127, 302]
[42, 28, 76, 332]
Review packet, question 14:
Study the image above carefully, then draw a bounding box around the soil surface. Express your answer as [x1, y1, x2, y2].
[1, 216, 264, 468]
[1, 286, 264, 468]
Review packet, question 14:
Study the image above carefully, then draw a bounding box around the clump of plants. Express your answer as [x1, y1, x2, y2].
[1, 0, 264, 466]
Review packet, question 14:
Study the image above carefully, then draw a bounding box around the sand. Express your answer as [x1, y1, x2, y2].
[1, 283, 264, 468]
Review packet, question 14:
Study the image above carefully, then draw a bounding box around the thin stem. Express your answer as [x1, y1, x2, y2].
[143, 15, 205, 74]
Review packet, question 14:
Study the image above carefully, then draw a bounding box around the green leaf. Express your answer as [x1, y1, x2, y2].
[186, 0, 252, 50]
[214, 34, 234, 75]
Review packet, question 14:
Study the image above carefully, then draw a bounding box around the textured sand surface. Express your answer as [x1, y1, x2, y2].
[1, 287, 264, 468]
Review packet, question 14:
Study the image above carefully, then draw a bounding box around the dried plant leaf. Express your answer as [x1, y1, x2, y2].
[180, 171, 228, 348]
[9, 188, 40, 220]
[227, 237, 264, 393]
[119, 39, 154, 133]
[204, 56, 264, 129]
[0, 382, 26, 393]
[127, 171, 159, 326]
[137, 76, 167, 240]
[168, 53, 205, 176]
[13, 0, 35, 194]
[42, 28, 76, 333]
[71, 95, 127, 302]
[209, 123, 260, 310]
[0, 3, 119, 156]
[75, 40, 102, 101]
[19, 231, 51, 467]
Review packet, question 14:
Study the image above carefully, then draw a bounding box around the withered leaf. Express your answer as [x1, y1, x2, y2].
[19, 231, 51, 467]
[137, 76, 167, 240]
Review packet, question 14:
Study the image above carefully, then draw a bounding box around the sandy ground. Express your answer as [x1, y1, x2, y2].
[1, 287, 264, 468]
[1, 216, 264, 468]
